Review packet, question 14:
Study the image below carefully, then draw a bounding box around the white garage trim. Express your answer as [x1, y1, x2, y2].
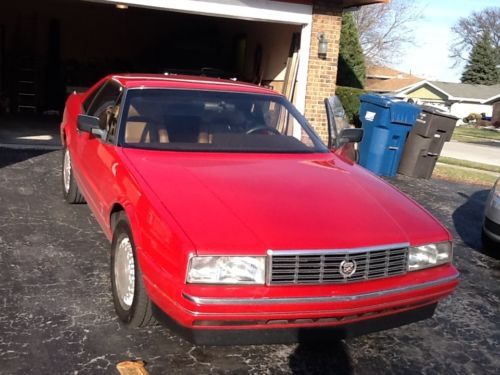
[95, 0, 312, 24]
[295, 22, 312, 114]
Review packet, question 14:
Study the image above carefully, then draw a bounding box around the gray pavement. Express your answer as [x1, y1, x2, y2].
[0, 149, 499, 374]
[441, 141, 500, 166]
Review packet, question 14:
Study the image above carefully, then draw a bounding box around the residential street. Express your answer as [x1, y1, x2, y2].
[0, 148, 498, 375]
[441, 140, 500, 166]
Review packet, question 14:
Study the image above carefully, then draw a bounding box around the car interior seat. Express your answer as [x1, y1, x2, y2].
[125, 103, 169, 144]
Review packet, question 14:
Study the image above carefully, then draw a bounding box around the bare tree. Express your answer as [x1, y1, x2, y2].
[449, 7, 500, 67]
[353, 0, 423, 66]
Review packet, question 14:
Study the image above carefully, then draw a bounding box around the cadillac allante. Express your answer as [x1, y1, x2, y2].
[60, 74, 458, 344]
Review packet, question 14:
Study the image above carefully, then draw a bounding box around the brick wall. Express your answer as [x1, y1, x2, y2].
[304, 1, 343, 142]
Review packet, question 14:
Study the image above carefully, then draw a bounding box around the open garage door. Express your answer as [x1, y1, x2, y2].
[0, 0, 312, 116]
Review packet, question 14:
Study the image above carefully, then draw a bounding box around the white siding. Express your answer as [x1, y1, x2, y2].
[450, 102, 493, 120]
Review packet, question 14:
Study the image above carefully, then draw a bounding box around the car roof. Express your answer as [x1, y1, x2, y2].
[109, 74, 282, 96]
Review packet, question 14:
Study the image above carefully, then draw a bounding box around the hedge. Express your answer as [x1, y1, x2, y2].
[335, 86, 367, 127]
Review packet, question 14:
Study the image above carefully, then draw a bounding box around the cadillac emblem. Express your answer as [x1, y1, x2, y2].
[339, 259, 357, 277]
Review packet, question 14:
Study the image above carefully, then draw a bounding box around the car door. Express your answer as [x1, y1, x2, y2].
[76, 80, 123, 226]
[69, 80, 105, 180]
[325, 96, 358, 162]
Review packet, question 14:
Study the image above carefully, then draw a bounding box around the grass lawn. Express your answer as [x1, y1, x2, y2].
[452, 126, 500, 143]
[434, 156, 499, 186]
[433, 164, 498, 186]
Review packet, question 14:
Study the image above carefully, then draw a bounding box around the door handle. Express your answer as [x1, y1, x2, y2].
[388, 146, 399, 150]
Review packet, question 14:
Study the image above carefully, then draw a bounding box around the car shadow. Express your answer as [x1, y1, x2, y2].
[153, 305, 353, 373]
[0, 148, 56, 169]
[452, 189, 499, 259]
[289, 341, 352, 375]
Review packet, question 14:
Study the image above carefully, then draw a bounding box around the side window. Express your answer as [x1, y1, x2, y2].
[86, 81, 123, 137]
[106, 92, 123, 142]
[87, 80, 122, 117]
[82, 83, 104, 112]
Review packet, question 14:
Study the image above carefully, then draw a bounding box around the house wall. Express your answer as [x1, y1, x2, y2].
[406, 86, 447, 102]
[237, 21, 299, 83]
[492, 102, 500, 126]
[450, 102, 493, 120]
[304, 0, 343, 142]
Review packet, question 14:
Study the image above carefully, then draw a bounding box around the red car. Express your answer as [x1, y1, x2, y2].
[60, 74, 458, 344]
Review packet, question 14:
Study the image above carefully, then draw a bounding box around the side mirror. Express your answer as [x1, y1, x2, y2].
[77, 114, 107, 140]
[338, 128, 363, 146]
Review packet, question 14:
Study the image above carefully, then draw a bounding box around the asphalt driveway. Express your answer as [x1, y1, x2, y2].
[0, 148, 498, 374]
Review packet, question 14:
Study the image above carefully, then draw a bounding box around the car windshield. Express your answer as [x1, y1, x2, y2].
[119, 89, 328, 153]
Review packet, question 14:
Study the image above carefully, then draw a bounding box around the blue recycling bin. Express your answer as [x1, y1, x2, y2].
[358, 94, 421, 176]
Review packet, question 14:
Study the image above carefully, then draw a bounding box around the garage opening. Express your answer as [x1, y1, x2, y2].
[0, 0, 305, 119]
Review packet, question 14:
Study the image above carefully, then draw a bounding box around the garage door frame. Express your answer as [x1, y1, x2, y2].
[91, 0, 313, 113]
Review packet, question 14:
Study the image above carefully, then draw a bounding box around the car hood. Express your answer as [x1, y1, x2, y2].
[123, 149, 449, 254]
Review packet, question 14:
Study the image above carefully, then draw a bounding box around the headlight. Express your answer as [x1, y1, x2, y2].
[187, 256, 266, 284]
[408, 242, 452, 271]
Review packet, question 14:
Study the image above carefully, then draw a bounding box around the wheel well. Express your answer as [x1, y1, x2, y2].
[110, 204, 126, 232]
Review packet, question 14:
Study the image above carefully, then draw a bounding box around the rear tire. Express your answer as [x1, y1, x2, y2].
[482, 228, 497, 252]
[62, 147, 85, 204]
[111, 215, 156, 327]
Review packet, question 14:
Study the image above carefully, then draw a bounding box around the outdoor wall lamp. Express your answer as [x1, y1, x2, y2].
[318, 33, 328, 58]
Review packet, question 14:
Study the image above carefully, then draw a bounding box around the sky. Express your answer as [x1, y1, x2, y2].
[392, 0, 498, 82]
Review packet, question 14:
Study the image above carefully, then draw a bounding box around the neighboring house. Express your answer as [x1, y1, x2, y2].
[366, 66, 424, 94]
[0, 0, 386, 141]
[394, 81, 500, 121]
[484, 94, 500, 127]
[484, 93, 500, 106]
[365, 66, 500, 124]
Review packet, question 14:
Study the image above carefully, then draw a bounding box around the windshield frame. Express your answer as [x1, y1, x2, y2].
[116, 88, 329, 154]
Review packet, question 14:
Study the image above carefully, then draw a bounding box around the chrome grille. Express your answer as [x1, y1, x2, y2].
[269, 247, 408, 285]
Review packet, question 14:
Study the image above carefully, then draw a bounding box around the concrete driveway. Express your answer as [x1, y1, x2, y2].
[441, 141, 500, 166]
[0, 149, 499, 375]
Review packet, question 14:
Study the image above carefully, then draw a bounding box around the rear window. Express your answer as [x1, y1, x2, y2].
[118, 89, 327, 153]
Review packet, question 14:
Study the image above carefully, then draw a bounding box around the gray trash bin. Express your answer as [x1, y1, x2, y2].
[398, 106, 458, 179]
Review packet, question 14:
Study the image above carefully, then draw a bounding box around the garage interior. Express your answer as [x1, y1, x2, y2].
[0, 0, 302, 118]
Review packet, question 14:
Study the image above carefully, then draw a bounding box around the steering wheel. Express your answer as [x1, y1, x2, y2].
[245, 126, 281, 135]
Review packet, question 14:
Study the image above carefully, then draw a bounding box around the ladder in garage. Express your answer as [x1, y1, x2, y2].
[17, 58, 37, 113]
[15, 13, 38, 113]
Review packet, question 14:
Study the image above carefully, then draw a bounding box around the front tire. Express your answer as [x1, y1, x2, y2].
[111, 216, 155, 327]
[62, 147, 85, 204]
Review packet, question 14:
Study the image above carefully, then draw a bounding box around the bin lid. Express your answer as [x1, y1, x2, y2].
[420, 105, 459, 120]
[389, 101, 422, 126]
[359, 93, 394, 108]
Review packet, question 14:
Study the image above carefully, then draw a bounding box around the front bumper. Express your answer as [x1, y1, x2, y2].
[144, 263, 458, 342]
[153, 302, 438, 345]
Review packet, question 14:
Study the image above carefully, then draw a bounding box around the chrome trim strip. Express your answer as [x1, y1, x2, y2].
[182, 274, 458, 306]
[267, 242, 410, 256]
